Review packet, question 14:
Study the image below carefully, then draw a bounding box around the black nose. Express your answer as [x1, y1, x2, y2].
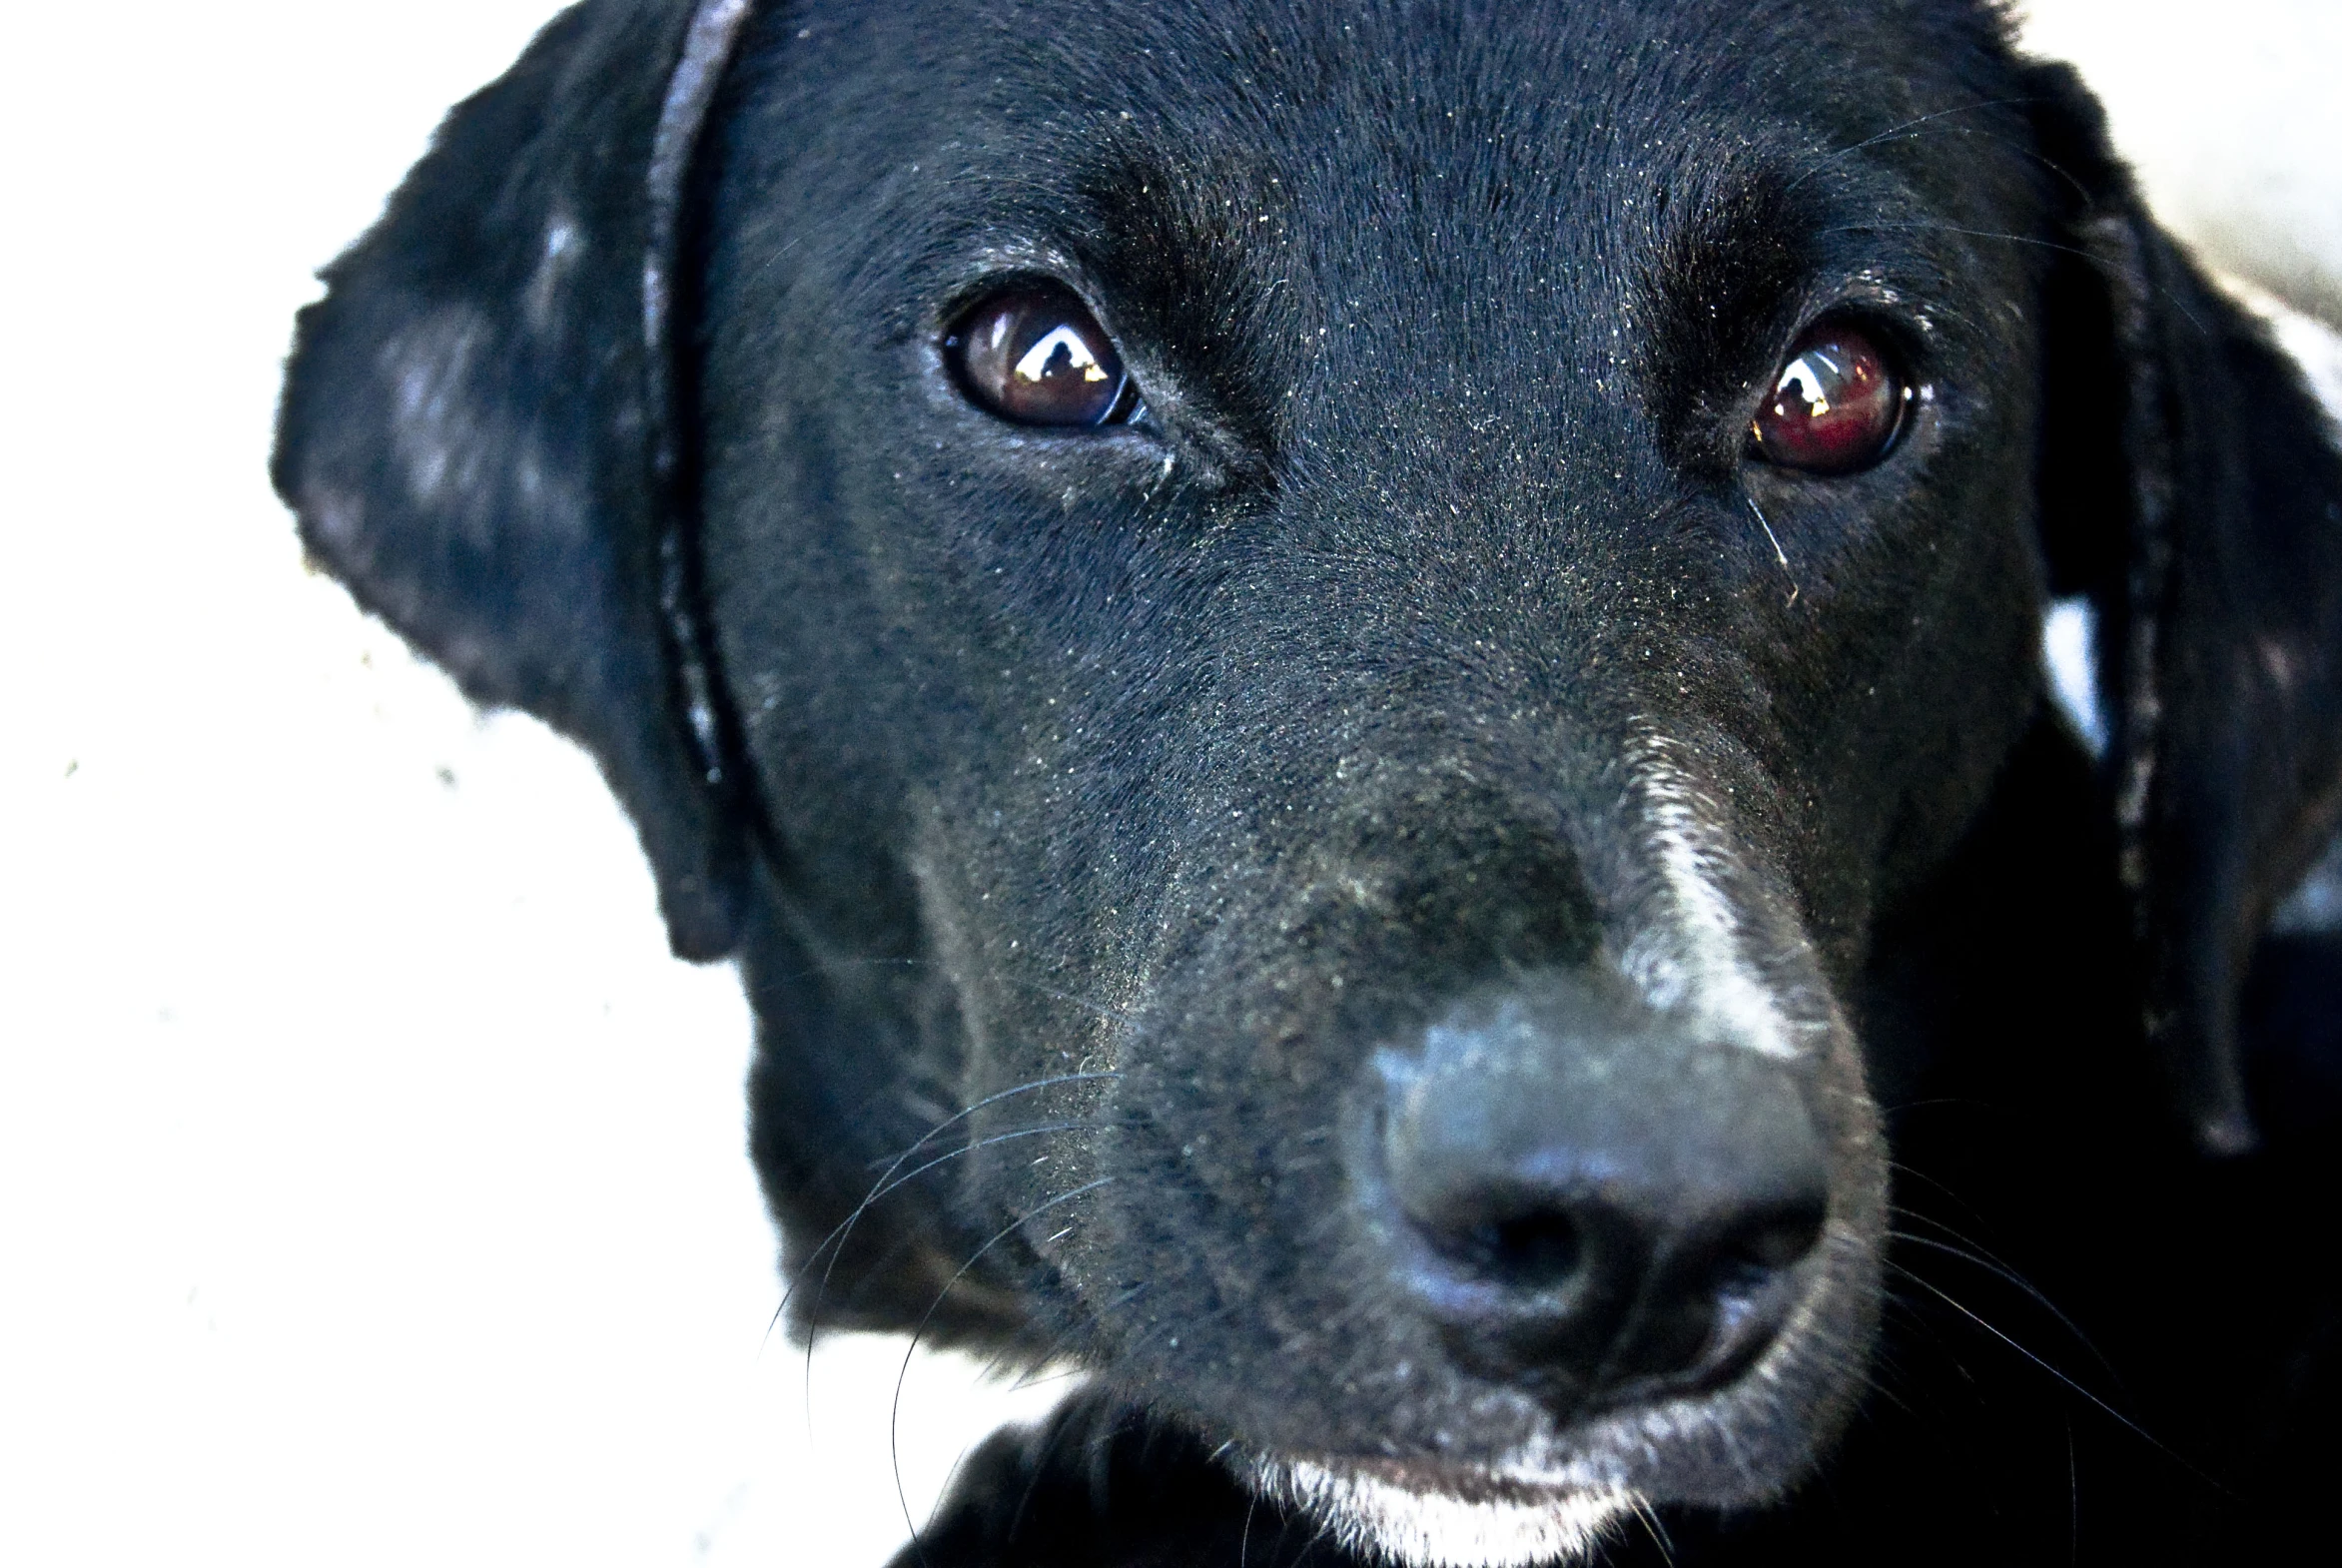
[1373, 977, 1829, 1412]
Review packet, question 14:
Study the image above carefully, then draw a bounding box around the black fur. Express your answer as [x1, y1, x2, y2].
[275, 2, 2342, 1563]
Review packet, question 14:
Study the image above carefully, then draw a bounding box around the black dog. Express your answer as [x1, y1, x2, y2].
[275, 2, 2342, 1563]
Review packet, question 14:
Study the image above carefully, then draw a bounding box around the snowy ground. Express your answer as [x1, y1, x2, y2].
[1, 4, 2334, 1565]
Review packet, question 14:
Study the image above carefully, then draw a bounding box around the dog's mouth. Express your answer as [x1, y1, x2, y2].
[1250, 1453, 1638, 1568]
[1149, 1176, 1880, 1567]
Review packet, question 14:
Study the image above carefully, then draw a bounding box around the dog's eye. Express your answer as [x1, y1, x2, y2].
[1749, 320, 1910, 474]
[945, 286, 1134, 427]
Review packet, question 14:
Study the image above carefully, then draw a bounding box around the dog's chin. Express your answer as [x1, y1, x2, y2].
[1250, 1455, 1639, 1568]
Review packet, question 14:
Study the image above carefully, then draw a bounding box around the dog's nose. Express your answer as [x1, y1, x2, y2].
[1373, 979, 1829, 1411]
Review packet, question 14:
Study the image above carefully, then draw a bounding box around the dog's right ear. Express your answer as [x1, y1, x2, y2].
[2025, 59, 2342, 1155]
[273, 0, 763, 961]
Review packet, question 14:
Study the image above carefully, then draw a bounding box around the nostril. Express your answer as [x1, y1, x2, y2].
[1488, 1208, 1584, 1289]
[1717, 1203, 1827, 1287]
[1434, 1201, 1585, 1293]
[1616, 1202, 1830, 1387]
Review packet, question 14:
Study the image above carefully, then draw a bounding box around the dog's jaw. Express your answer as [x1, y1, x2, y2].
[1251, 1456, 1636, 1568]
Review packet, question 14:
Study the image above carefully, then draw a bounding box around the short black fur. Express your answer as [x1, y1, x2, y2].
[276, 2, 2342, 1563]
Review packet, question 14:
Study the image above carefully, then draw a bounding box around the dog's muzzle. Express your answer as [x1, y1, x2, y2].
[1240, 971, 1844, 1566]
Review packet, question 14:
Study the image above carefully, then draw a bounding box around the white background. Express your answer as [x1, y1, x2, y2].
[1, 4, 2335, 1565]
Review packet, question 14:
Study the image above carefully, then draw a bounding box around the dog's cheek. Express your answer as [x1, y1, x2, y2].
[1744, 459, 2049, 958]
[1841, 431, 2053, 913]
[1803, 1014, 1894, 1456]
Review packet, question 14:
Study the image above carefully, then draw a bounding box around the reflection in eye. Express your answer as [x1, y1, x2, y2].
[1015, 325, 1113, 387]
[1778, 350, 1841, 415]
[946, 286, 1134, 426]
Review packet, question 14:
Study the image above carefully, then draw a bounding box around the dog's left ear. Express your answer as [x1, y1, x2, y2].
[2025, 59, 2342, 1155]
[273, 0, 762, 961]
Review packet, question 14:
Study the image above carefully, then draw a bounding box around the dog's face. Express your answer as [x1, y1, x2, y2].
[705, 0, 2052, 1548]
[276, 1, 2342, 1563]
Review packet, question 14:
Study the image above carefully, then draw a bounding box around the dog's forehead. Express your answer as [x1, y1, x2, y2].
[735, 0, 2024, 385]
[762, 0, 1989, 199]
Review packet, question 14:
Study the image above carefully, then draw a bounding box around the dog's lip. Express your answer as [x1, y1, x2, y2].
[1264, 1450, 1648, 1507]
[1282, 1455, 1582, 1502]
[1250, 1451, 1639, 1568]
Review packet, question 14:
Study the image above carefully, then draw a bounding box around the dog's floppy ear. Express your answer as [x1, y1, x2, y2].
[2026, 60, 2342, 1155]
[273, 0, 762, 961]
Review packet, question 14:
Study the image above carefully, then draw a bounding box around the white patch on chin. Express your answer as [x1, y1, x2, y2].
[1255, 1459, 1636, 1568]
[1618, 732, 1806, 1061]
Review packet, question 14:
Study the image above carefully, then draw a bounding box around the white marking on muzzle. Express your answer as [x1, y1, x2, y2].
[1618, 732, 1805, 1060]
[1257, 1458, 1635, 1568]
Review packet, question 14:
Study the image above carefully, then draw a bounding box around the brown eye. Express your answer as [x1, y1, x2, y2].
[945, 285, 1133, 427]
[1749, 320, 1910, 474]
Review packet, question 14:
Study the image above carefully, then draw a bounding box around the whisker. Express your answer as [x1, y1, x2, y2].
[1787, 97, 2097, 210]
[1631, 1494, 1680, 1568]
[793, 1115, 1123, 1442]
[1821, 219, 2093, 257]
[1887, 1223, 2120, 1386]
[859, 1115, 1121, 1183]
[1001, 1362, 1088, 1395]
[891, 1176, 1118, 1568]
[775, 1070, 1120, 1331]
[794, 1114, 1126, 1334]
[777, 1071, 1117, 1445]
[1785, 97, 2033, 192]
[1746, 495, 1799, 606]
[1818, 221, 2207, 331]
[982, 1279, 1153, 1388]
[988, 1282, 1162, 1394]
[1884, 1156, 1999, 1239]
[1288, 1510, 1336, 1568]
[1881, 1097, 2003, 1118]
[1887, 1265, 2231, 1495]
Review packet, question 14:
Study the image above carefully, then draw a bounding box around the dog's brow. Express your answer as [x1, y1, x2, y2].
[1640, 165, 1817, 336]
